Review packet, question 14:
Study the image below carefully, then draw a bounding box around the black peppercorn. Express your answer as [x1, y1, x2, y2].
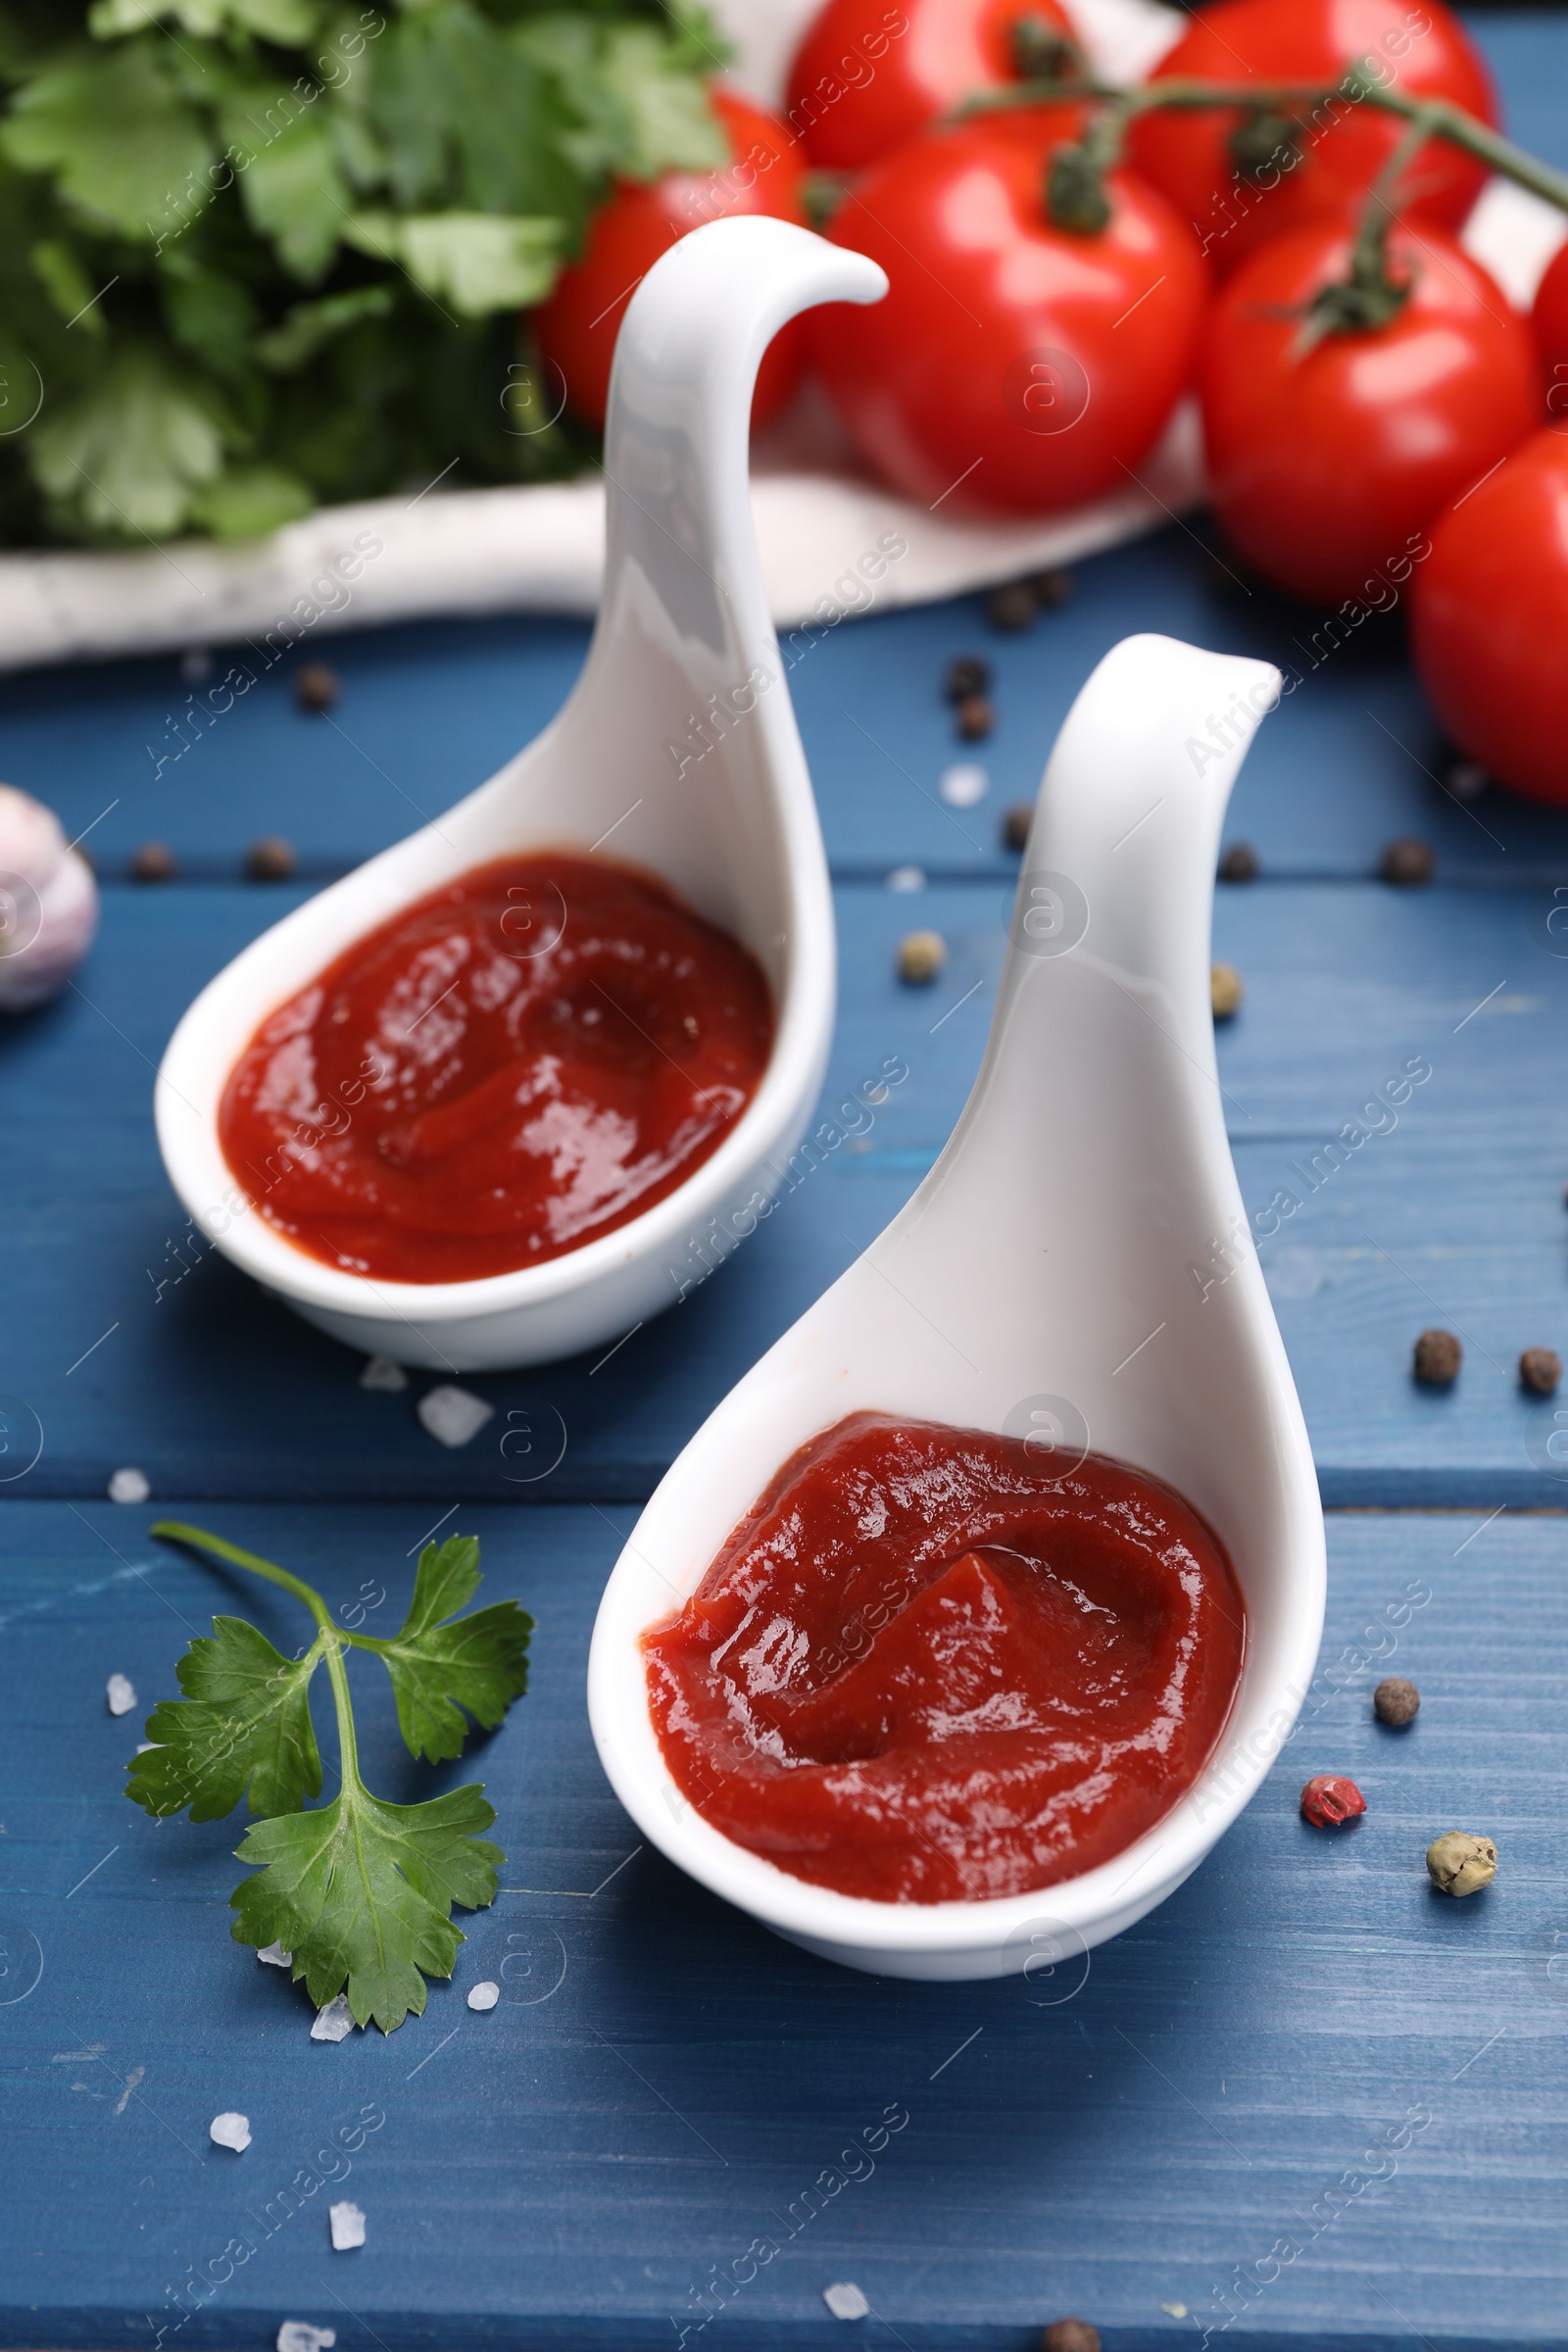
[1040, 2323, 1100, 2352]
[1374, 1676, 1420, 1727]
[956, 693, 994, 742]
[131, 841, 176, 882]
[1218, 842, 1258, 882]
[293, 662, 340, 714]
[1412, 1328, 1462, 1385]
[1002, 802, 1032, 853]
[1520, 1346, 1562, 1395]
[985, 581, 1038, 633]
[944, 655, 990, 703]
[246, 835, 298, 881]
[1442, 756, 1489, 801]
[1381, 837, 1435, 885]
[1024, 567, 1072, 608]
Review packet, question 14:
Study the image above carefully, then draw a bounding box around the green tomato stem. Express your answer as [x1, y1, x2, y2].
[959, 71, 1568, 219]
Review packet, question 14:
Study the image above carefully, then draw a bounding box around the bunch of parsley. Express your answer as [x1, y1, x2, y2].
[128, 1522, 532, 2033]
[0, 0, 729, 545]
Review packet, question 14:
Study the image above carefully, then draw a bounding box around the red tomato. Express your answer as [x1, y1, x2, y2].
[1411, 429, 1568, 804]
[812, 114, 1207, 515]
[1200, 215, 1536, 604]
[535, 89, 809, 433]
[1530, 236, 1568, 420]
[1127, 0, 1497, 277]
[786, 0, 1079, 171]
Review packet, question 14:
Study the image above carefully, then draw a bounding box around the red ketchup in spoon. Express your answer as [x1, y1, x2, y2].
[644, 1413, 1246, 1902]
[219, 854, 772, 1284]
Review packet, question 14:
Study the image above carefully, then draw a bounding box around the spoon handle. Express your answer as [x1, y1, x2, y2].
[598, 216, 887, 682]
[1005, 632, 1281, 1065]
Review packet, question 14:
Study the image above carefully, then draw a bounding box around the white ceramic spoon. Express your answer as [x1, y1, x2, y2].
[589, 632, 1326, 1980]
[155, 218, 886, 1371]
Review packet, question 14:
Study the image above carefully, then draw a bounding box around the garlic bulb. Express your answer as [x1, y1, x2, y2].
[0, 783, 99, 1011]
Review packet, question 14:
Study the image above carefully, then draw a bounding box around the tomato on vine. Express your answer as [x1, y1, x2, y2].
[1411, 429, 1568, 804]
[1127, 0, 1497, 274]
[534, 90, 809, 433]
[787, 0, 1081, 171]
[812, 111, 1206, 514]
[1200, 213, 1536, 603]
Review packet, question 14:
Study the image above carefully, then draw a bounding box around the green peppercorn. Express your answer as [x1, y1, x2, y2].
[897, 930, 947, 986]
[1426, 1831, 1496, 1896]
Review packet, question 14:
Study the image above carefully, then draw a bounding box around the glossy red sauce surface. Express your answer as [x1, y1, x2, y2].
[219, 855, 772, 1284]
[644, 1414, 1246, 1902]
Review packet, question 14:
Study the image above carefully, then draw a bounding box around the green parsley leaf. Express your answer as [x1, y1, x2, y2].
[345, 209, 562, 315]
[191, 461, 315, 536]
[220, 83, 353, 280]
[137, 1520, 528, 2031]
[592, 23, 730, 182]
[358, 1536, 532, 1764]
[230, 1780, 502, 2032]
[0, 1, 726, 547]
[90, 0, 320, 35]
[126, 1615, 323, 1822]
[160, 257, 260, 374]
[2, 42, 212, 241]
[254, 282, 395, 372]
[29, 237, 104, 332]
[31, 345, 226, 536]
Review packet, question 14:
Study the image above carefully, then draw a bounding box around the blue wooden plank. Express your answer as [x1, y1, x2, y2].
[10, 537, 1568, 897]
[11, 528, 1568, 894]
[6, 876, 1568, 1504]
[1467, 10, 1568, 174]
[0, 1500, 1561, 2351]
[0, 613, 594, 880]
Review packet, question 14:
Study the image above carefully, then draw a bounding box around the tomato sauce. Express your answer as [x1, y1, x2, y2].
[219, 855, 773, 1285]
[644, 1414, 1246, 1902]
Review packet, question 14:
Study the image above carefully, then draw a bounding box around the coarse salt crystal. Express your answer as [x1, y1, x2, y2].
[359, 1354, 409, 1393]
[328, 2199, 366, 2251]
[106, 1673, 136, 1717]
[311, 1993, 355, 2042]
[258, 1940, 293, 1969]
[940, 762, 989, 808]
[210, 2111, 251, 2153]
[108, 1467, 150, 1504]
[1161, 2302, 1189, 2319]
[885, 864, 925, 894]
[277, 2328, 336, 2352]
[416, 1384, 494, 1448]
[466, 1980, 500, 2011]
[823, 2282, 869, 2321]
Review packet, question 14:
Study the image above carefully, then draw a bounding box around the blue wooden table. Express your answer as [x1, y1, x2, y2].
[4, 19, 1567, 2345]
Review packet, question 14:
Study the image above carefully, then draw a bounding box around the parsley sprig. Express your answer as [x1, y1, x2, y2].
[0, 2, 731, 545]
[128, 1521, 530, 2033]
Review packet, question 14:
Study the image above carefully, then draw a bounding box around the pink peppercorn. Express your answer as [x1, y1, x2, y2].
[1300, 1774, 1366, 1828]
